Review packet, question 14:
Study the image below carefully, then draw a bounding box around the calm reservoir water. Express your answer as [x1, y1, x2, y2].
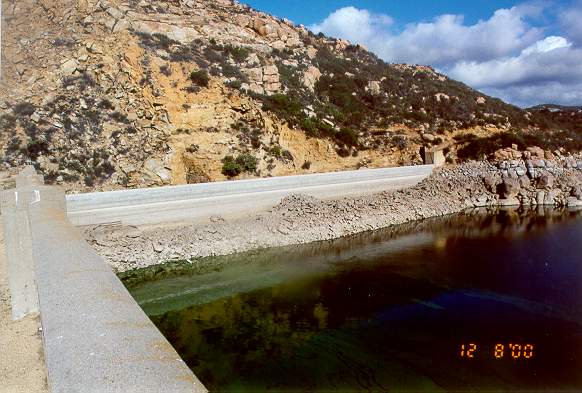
[129, 208, 582, 392]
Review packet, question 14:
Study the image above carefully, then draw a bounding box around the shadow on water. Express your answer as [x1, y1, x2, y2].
[127, 207, 582, 392]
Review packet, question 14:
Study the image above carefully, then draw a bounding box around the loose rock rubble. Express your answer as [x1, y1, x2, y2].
[84, 160, 582, 273]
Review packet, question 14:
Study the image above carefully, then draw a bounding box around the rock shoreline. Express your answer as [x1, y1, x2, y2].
[84, 159, 582, 273]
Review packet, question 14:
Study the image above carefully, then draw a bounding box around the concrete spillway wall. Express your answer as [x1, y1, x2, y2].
[67, 165, 434, 226]
[0, 167, 206, 393]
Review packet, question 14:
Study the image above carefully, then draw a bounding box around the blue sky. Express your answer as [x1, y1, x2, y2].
[245, 1, 524, 28]
[242, 1, 582, 107]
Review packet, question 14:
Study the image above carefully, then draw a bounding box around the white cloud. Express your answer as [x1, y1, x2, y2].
[560, 1, 582, 46]
[449, 36, 582, 87]
[310, 6, 541, 68]
[310, 4, 582, 107]
[309, 6, 393, 44]
[522, 35, 571, 55]
[483, 82, 582, 108]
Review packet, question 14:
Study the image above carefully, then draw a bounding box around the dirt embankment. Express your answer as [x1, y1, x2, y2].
[83, 160, 582, 273]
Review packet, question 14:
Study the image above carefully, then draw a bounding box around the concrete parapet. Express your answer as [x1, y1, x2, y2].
[1, 167, 206, 392]
[1, 206, 38, 319]
[423, 148, 446, 167]
[67, 165, 435, 226]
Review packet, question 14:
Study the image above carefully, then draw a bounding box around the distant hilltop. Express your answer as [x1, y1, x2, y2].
[1, 0, 580, 192]
[527, 104, 582, 112]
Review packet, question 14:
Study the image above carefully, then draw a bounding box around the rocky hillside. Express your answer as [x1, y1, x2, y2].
[1, 0, 580, 192]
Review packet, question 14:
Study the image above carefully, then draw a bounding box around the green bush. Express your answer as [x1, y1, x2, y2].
[221, 153, 258, 177]
[268, 145, 282, 157]
[235, 153, 258, 172]
[190, 70, 209, 87]
[262, 94, 303, 121]
[221, 157, 240, 177]
[336, 127, 358, 146]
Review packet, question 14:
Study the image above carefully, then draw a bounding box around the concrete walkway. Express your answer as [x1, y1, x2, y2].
[67, 165, 434, 226]
[0, 225, 48, 393]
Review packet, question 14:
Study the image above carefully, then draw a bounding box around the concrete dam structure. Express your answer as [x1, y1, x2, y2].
[0, 164, 434, 392]
[66, 165, 434, 226]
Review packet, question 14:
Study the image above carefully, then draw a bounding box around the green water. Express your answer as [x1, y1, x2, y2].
[128, 208, 582, 392]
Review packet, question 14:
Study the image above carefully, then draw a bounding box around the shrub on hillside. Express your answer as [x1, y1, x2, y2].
[159, 65, 172, 76]
[190, 70, 209, 87]
[262, 94, 303, 122]
[336, 127, 358, 147]
[235, 152, 258, 172]
[221, 153, 258, 177]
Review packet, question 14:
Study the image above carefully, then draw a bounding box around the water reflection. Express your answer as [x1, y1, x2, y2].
[130, 207, 582, 392]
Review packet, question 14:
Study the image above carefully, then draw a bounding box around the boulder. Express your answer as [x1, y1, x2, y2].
[131, 19, 201, 44]
[262, 65, 278, 76]
[526, 146, 545, 159]
[234, 14, 250, 28]
[271, 40, 285, 51]
[264, 82, 281, 94]
[143, 159, 171, 183]
[286, 38, 302, 47]
[61, 59, 79, 75]
[253, 19, 278, 37]
[243, 67, 263, 83]
[482, 174, 499, 192]
[263, 72, 280, 83]
[500, 178, 520, 198]
[241, 83, 264, 95]
[422, 133, 435, 142]
[306, 46, 318, 59]
[544, 189, 561, 205]
[302, 65, 321, 91]
[537, 173, 554, 189]
[493, 147, 521, 161]
[245, 53, 261, 66]
[106, 7, 125, 20]
[366, 81, 381, 95]
[518, 176, 531, 188]
[515, 167, 527, 176]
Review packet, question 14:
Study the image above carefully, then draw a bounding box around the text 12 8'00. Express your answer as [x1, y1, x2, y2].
[459, 343, 534, 359]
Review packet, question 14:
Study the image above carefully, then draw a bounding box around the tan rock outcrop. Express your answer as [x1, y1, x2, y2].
[302, 66, 321, 91]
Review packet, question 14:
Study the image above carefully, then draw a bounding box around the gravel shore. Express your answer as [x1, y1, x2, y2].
[84, 160, 582, 273]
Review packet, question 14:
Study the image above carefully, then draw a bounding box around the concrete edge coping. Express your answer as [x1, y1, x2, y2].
[1, 167, 207, 393]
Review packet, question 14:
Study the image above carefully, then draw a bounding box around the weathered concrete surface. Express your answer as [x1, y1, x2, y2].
[423, 148, 446, 167]
[0, 205, 38, 319]
[1, 167, 206, 393]
[67, 165, 434, 226]
[0, 225, 49, 393]
[0, 166, 49, 319]
[29, 208, 206, 392]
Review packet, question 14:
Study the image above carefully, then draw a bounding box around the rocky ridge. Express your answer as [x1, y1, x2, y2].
[2, 0, 580, 192]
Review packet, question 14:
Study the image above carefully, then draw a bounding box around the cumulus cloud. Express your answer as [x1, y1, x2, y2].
[309, 6, 393, 44]
[310, 5, 541, 68]
[310, 4, 582, 107]
[449, 36, 581, 87]
[560, 1, 582, 46]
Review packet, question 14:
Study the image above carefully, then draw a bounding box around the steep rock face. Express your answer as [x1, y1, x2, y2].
[0, 0, 580, 192]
